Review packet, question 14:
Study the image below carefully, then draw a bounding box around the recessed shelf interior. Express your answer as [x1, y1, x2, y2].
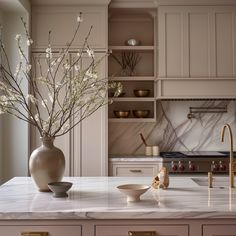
[109, 101, 155, 119]
[108, 9, 154, 46]
[109, 81, 155, 97]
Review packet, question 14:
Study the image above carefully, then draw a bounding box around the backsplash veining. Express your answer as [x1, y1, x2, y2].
[108, 100, 236, 154]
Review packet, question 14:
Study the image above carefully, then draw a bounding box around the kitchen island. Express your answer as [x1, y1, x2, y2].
[0, 176, 236, 236]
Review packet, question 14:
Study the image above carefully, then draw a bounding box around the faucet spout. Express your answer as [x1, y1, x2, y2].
[221, 124, 234, 188]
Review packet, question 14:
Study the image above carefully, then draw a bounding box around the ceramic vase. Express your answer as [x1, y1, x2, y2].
[29, 136, 65, 192]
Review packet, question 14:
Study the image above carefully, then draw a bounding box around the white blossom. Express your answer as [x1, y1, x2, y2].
[86, 47, 94, 58]
[15, 34, 21, 41]
[77, 15, 83, 23]
[41, 99, 48, 108]
[48, 93, 54, 103]
[14, 64, 21, 77]
[34, 113, 40, 122]
[75, 64, 80, 71]
[26, 38, 33, 46]
[64, 63, 70, 70]
[25, 64, 32, 73]
[46, 47, 52, 59]
[26, 94, 37, 104]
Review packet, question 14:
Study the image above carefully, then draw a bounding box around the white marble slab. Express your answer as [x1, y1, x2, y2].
[0, 176, 236, 220]
[109, 155, 163, 162]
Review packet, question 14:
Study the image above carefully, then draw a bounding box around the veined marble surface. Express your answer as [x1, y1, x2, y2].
[109, 100, 236, 154]
[0, 176, 236, 220]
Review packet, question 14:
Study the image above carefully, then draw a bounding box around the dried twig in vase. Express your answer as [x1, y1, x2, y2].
[124, 51, 141, 76]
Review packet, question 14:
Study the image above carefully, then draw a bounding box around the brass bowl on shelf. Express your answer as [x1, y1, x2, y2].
[134, 89, 150, 97]
[114, 110, 130, 118]
[133, 110, 150, 118]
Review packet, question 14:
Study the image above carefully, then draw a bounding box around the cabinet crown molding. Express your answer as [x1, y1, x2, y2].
[156, 0, 236, 6]
[109, 0, 158, 8]
[31, 0, 111, 5]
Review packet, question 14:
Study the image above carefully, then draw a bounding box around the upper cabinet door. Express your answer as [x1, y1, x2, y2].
[32, 6, 108, 50]
[158, 5, 236, 78]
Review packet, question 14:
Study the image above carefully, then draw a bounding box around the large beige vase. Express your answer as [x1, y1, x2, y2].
[29, 136, 65, 192]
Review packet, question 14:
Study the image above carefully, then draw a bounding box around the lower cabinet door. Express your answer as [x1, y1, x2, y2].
[0, 225, 81, 236]
[96, 225, 189, 236]
[203, 224, 236, 236]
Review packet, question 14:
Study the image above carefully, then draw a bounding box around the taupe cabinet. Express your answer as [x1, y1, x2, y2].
[1, 220, 236, 236]
[158, 4, 236, 99]
[31, 4, 109, 176]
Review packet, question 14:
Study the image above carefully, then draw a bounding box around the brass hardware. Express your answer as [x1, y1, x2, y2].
[221, 124, 235, 188]
[208, 172, 213, 188]
[21, 232, 49, 236]
[187, 106, 227, 119]
[128, 231, 156, 236]
[129, 169, 142, 173]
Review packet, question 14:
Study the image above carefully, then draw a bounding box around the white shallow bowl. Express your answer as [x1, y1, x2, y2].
[117, 184, 150, 202]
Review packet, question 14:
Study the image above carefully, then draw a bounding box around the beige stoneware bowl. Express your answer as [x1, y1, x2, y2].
[48, 181, 72, 198]
[117, 184, 150, 202]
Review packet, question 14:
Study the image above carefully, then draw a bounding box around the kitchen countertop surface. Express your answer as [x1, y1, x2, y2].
[0, 176, 236, 220]
[109, 154, 162, 161]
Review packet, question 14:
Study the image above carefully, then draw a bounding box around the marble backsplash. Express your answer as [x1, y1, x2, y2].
[108, 100, 236, 154]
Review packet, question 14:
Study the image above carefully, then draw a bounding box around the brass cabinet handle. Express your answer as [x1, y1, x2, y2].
[128, 231, 156, 236]
[21, 232, 49, 236]
[129, 169, 142, 173]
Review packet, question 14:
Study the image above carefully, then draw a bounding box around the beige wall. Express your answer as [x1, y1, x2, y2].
[1, 10, 30, 183]
[0, 10, 3, 182]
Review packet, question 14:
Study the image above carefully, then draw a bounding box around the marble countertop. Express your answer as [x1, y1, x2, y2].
[0, 176, 236, 220]
[109, 154, 162, 162]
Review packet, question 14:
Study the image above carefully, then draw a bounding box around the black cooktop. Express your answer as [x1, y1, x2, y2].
[160, 151, 236, 158]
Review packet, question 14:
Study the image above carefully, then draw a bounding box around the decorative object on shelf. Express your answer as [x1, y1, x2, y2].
[48, 181, 72, 198]
[124, 51, 141, 76]
[134, 89, 150, 97]
[152, 167, 169, 189]
[187, 106, 227, 120]
[0, 13, 122, 191]
[125, 38, 141, 46]
[114, 110, 130, 118]
[133, 110, 150, 118]
[110, 51, 141, 76]
[117, 184, 150, 202]
[152, 145, 160, 156]
[110, 51, 129, 76]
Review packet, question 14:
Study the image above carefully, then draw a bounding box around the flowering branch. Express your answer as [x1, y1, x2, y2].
[0, 13, 122, 138]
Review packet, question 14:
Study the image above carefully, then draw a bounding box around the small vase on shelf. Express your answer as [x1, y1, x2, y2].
[29, 136, 65, 192]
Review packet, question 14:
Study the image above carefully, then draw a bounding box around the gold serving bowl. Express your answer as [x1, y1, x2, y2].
[134, 89, 150, 97]
[114, 110, 130, 118]
[133, 110, 150, 118]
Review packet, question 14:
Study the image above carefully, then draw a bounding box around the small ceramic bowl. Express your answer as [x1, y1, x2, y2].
[48, 181, 73, 198]
[125, 39, 140, 46]
[117, 184, 150, 202]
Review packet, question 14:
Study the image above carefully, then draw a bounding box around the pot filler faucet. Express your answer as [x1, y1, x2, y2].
[221, 124, 235, 188]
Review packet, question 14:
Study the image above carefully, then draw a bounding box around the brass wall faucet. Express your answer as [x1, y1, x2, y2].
[221, 124, 235, 188]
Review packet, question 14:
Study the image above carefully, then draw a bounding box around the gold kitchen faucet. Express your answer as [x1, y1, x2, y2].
[221, 124, 235, 188]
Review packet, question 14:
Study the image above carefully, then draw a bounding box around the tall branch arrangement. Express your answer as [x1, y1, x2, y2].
[0, 13, 122, 138]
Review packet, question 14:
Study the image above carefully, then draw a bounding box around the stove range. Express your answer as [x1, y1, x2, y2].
[160, 151, 235, 173]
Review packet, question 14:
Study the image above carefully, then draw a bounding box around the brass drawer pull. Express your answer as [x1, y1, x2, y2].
[128, 231, 156, 236]
[21, 232, 49, 236]
[129, 169, 142, 173]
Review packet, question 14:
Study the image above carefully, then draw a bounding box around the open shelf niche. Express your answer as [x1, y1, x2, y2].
[108, 8, 157, 122]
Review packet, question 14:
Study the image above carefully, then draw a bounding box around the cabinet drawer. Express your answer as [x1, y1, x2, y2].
[96, 225, 188, 236]
[203, 224, 236, 236]
[0, 225, 81, 236]
[111, 164, 159, 177]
